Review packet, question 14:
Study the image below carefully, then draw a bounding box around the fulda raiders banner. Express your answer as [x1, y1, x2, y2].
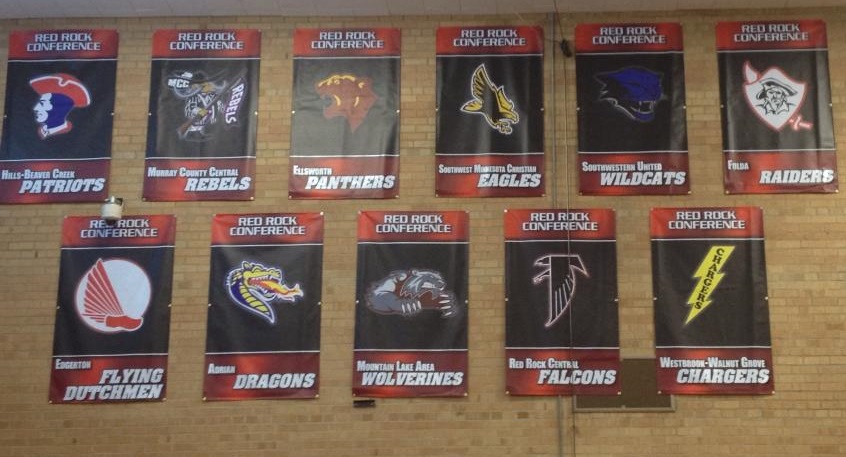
[504, 209, 620, 395]
[204, 213, 323, 400]
[50, 215, 175, 403]
[718, 20, 837, 193]
[144, 29, 259, 201]
[651, 207, 773, 394]
[435, 26, 544, 197]
[354, 211, 468, 397]
[576, 23, 689, 195]
[289, 28, 400, 199]
[0, 29, 117, 203]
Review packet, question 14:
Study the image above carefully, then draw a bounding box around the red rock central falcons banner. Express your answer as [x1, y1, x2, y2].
[144, 29, 260, 201]
[718, 20, 837, 193]
[651, 207, 773, 394]
[50, 215, 175, 403]
[354, 211, 468, 397]
[436, 26, 544, 197]
[0, 29, 117, 203]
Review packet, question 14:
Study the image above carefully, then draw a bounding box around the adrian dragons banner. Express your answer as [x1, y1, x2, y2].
[354, 211, 468, 397]
[504, 209, 620, 395]
[651, 207, 773, 395]
[50, 215, 175, 403]
[718, 20, 837, 193]
[144, 29, 260, 201]
[204, 213, 323, 400]
[0, 29, 117, 203]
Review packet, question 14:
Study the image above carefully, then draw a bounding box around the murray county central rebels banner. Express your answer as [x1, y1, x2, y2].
[576, 23, 689, 195]
[289, 28, 400, 199]
[436, 26, 544, 197]
[718, 20, 837, 193]
[50, 215, 175, 403]
[354, 211, 468, 397]
[204, 213, 323, 400]
[144, 29, 259, 201]
[651, 207, 773, 395]
[0, 29, 117, 203]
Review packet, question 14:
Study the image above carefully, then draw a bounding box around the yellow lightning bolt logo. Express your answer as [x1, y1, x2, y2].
[685, 246, 735, 325]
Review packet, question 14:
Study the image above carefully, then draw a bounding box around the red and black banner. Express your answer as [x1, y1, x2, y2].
[50, 215, 175, 403]
[0, 29, 117, 204]
[289, 28, 400, 199]
[435, 26, 544, 197]
[354, 211, 468, 397]
[651, 207, 773, 395]
[717, 20, 837, 193]
[144, 29, 260, 201]
[576, 23, 689, 195]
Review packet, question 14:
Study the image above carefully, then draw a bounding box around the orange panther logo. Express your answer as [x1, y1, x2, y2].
[315, 74, 376, 132]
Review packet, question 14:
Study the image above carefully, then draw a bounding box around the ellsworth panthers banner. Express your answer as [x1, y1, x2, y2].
[0, 29, 117, 203]
[50, 215, 175, 403]
[651, 207, 773, 395]
[354, 211, 468, 397]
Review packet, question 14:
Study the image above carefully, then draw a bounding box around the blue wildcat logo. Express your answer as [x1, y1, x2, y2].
[595, 67, 663, 122]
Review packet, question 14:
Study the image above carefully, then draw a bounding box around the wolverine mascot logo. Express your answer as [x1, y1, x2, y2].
[365, 269, 458, 318]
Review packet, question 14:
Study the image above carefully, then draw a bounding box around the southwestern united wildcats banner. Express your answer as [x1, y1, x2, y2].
[0, 29, 117, 203]
[204, 213, 323, 400]
[576, 23, 689, 195]
[50, 215, 175, 403]
[504, 209, 620, 395]
[144, 29, 259, 201]
[290, 28, 400, 199]
[718, 20, 837, 193]
[651, 207, 773, 395]
[436, 26, 544, 197]
[354, 211, 468, 397]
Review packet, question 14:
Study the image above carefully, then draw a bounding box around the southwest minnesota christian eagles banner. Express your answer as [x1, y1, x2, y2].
[144, 29, 259, 201]
[718, 20, 837, 193]
[436, 26, 544, 197]
[50, 215, 175, 403]
[0, 30, 117, 203]
[289, 28, 400, 199]
[576, 23, 689, 195]
[505, 209, 620, 395]
[651, 207, 773, 394]
[354, 211, 468, 397]
[204, 213, 323, 400]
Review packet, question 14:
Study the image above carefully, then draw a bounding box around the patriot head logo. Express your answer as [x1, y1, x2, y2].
[364, 269, 458, 318]
[225, 261, 303, 324]
[30, 73, 91, 139]
[532, 254, 589, 328]
[595, 67, 663, 122]
[315, 74, 377, 132]
[460, 64, 520, 134]
[74, 258, 151, 334]
[742, 61, 811, 131]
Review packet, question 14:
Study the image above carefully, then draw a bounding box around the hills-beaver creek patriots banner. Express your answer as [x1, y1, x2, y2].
[718, 20, 837, 193]
[435, 26, 544, 197]
[0, 29, 117, 203]
[50, 215, 175, 403]
[144, 29, 259, 201]
[204, 213, 323, 400]
[651, 207, 773, 395]
[354, 211, 468, 397]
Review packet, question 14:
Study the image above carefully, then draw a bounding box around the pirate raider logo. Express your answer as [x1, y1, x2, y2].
[225, 261, 304, 325]
[315, 74, 377, 132]
[30, 73, 92, 139]
[743, 61, 811, 131]
[167, 70, 247, 140]
[532, 255, 588, 328]
[364, 269, 458, 318]
[595, 67, 663, 122]
[460, 64, 519, 134]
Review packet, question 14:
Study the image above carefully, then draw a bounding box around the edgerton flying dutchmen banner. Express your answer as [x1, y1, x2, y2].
[354, 211, 468, 397]
[576, 23, 689, 195]
[50, 215, 175, 403]
[289, 28, 400, 199]
[504, 209, 620, 395]
[144, 29, 259, 201]
[204, 213, 323, 400]
[0, 29, 117, 203]
[717, 20, 837, 193]
[436, 26, 544, 197]
[651, 207, 773, 395]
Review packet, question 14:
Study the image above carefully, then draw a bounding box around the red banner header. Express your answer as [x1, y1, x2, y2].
[650, 207, 764, 239]
[293, 28, 400, 57]
[211, 212, 323, 245]
[358, 211, 469, 242]
[716, 20, 826, 51]
[575, 22, 682, 53]
[437, 26, 543, 55]
[9, 29, 118, 60]
[152, 29, 260, 58]
[504, 208, 615, 240]
[62, 215, 176, 248]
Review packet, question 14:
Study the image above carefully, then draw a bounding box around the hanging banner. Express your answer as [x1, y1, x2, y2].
[435, 26, 544, 197]
[651, 207, 773, 394]
[576, 23, 689, 195]
[0, 29, 117, 204]
[144, 29, 260, 201]
[717, 20, 837, 193]
[203, 213, 323, 400]
[50, 215, 175, 403]
[289, 28, 400, 199]
[354, 211, 468, 397]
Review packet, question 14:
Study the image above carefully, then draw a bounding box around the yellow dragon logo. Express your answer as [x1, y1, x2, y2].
[225, 261, 303, 324]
